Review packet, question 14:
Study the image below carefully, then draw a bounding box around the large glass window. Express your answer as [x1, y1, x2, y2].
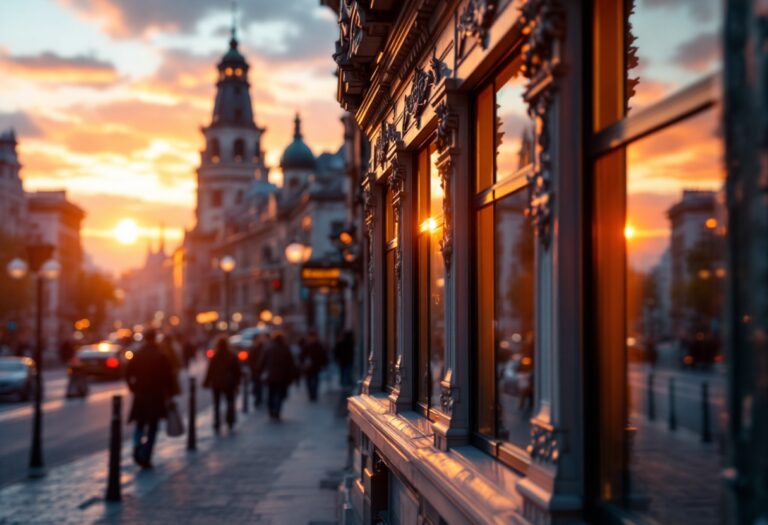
[474, 55, 536, 464]
[417, 144, 445, 414]
[592, 2, 725, 522]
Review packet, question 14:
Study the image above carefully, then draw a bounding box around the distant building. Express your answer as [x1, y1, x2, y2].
[26, 190, 85, 349]
[0, 130, 27, 238]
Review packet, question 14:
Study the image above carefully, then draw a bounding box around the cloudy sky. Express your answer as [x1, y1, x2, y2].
[0, 0, 341, 273]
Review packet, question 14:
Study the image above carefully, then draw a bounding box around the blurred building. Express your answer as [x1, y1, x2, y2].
[26, 190, 85, 350]
[0, 130, 26, 238]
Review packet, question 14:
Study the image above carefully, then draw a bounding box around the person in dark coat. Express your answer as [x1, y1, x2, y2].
[125, 330, 174, 469]
[262, 331, 297, 420]
[299, 330, 327, 401]
[334, 330, 355, 388]
[204, 336, 241, 433]
[247, 333, 267, 408]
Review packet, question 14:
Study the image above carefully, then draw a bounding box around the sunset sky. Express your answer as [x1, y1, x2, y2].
[0, 0, 341, 273]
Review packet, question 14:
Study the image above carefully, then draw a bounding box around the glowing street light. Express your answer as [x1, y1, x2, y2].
[285, 242, 312, 265]
[219, 255, 236, 333]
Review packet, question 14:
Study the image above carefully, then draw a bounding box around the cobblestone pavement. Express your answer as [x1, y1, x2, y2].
[0, 379, 347, 525]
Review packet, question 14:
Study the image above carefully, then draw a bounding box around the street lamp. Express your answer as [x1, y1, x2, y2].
[6, 244, 60, 478]
[284, 242, 312, 265]
[219, 255, 236, 333]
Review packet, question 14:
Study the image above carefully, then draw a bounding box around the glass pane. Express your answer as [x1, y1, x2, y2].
[429, 229, 445, 410]
[495, 63, 533, 180]
[629, 0, 722, 112]
[476, 84, 494, 193]
[417, 234, 429, 407]
[476, 205, 495, 435]
[386, 248, 397, 388]
[624, 109, 725, 523]
[429, 146, 443, 219]
[494, 188, 534, 447]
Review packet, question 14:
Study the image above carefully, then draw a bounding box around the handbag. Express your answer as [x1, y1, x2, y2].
[166, 400, 185, 437]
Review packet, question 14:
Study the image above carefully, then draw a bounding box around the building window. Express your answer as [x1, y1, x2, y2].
[211, 190, 223, 208]
[234, 138, 245, 162]
[234, 109, 243, 122]
[384, 184, 397, 388]
[416, 144, 445, 415]
[474, 55, 536, 467]
[591, 1, 725, 522]
[209, 138, 220, 163]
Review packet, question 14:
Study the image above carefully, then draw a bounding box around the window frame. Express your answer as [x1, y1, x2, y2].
[471, 53, 536, 474]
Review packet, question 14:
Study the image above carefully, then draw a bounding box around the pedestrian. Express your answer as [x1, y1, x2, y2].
[299, 330, 327, 401]
[247, 333, 267, 408]
[159, 333, 182, 397]
[58, 337, 75, 365]
[334, 330, 355, 388]
[203, 336, 241, 433]
[262, 331, 297, 421]
[125, 329, 174, 469]
[182, 337, 197, 369]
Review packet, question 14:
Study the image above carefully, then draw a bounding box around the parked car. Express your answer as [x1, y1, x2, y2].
[0, 356, 36, 401]
[69, 342, 130, 380]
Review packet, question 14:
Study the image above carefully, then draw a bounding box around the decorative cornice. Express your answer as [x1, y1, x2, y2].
[519, 0, 566, 250]
[527, 421, 561, 463]
[403, 66, 435, 133]
[457, 0, 498, 58]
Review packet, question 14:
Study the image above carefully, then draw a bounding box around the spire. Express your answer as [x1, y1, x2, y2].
[158, 223, 166, 255]
[230, 0, 238, 49]
[293, 113, 302, 140]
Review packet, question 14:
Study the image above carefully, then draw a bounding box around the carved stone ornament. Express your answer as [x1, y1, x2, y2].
[373, 122, 401, 170]
[362, 174, 376, 288]
[434, 101, 458, 276]
[527, 422, 560, 463]
[439, 369, 456, 415]
[393, 354, 404, 388]
[403, 66, 435, 133]
[361, 350, 375, 395]
[430, 47, 451, 84]
[457, 0, 498, 57]
[519, 0, 566, 249]
[387, 158, 406, 294]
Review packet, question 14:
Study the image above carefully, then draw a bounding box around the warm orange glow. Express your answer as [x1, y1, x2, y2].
[624, 224, 636, 239]
[705, 217, 717, 229]
[114, 218, 139, 245]
[206, 349, 214, 359]
[683, 355, 694, 365]
[421, 217, 438, 233]
[238, 351, 248, 361]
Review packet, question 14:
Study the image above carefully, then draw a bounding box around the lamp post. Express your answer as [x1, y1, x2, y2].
[6, 244, 61, 478]
[219, 255, 236, 333]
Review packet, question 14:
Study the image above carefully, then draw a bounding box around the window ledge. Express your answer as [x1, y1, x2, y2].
[349, 394, 524, 524]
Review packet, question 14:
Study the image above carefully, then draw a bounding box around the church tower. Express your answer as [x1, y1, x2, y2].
[196, 24, 268, 236]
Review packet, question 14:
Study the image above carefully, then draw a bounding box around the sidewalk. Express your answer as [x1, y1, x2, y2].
[0, 380, 348, 525]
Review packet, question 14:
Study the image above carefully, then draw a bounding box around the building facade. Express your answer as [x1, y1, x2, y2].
[327, 0, 768, 524]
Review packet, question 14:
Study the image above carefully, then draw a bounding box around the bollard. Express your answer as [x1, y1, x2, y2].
[647, 372, 655, 421]
[105, 395, 122, 502]
[242, 372, 249, 414]
[668, 377, 677, 431]
[187, 377, 197, 451]
[701, 382, 712, 443]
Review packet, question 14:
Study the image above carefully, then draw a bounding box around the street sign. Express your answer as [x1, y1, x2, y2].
[301, 267, 343, 288]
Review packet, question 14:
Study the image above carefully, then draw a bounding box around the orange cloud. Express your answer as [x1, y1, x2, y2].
[0, 51, 120, 87]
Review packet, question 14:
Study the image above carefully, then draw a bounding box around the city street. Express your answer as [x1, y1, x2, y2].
[0, 360, 211, 488]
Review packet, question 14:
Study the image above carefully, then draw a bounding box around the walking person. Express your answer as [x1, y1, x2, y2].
[159, 333, 182, 397]
[247, 333, 267, 408]
[334, 330, 355, 389]
[125, 329, 174, 469]
[262, 331, 297, 421]
[203, 336, 241, 433]
[299, 330, 327, 401]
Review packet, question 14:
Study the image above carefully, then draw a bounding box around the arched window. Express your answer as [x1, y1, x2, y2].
[234, 138, 245, 162]
[209, 138, 220, 162]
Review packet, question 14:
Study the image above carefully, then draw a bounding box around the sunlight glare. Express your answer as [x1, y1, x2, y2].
[115, 218, 140, 245]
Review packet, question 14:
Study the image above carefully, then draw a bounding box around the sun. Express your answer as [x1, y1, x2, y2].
[114, 218, 139, 245]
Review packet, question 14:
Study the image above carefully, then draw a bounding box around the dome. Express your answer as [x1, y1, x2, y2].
[280, 114, 316, 171]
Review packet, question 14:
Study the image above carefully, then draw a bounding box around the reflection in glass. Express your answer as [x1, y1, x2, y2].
[429, 227, 445, 410]
[629, 0, 721, 111]
[493, 189, 534, 447]
[624, 109, 725, 524]
[495, 69, 534, 179]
